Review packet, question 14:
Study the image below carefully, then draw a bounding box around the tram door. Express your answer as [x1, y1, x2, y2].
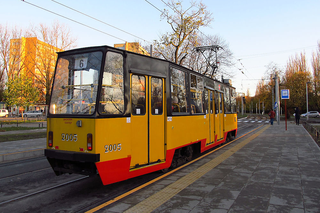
[130, 74, 165, 168]
[214, 91, 224, 141]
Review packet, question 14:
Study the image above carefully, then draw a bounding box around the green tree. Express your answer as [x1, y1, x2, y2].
[4, 75, 40, 116]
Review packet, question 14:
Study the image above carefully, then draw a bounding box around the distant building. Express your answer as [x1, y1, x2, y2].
[9, 37, 62, 114]
[114, 42, 150, 56]
[10, 37, 62, 81]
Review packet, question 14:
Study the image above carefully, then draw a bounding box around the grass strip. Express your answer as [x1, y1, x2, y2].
[0, 132, 46, 142]
[0, 127, 46, 132]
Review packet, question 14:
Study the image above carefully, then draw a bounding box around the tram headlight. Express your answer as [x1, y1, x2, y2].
[87, 133, 93, 151]
[48, 131, 53, 147]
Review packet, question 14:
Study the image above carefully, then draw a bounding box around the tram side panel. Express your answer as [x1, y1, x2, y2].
[166, 115, 209, 153]
[95, 117, 132, 185]
[224, 113, 238, 138]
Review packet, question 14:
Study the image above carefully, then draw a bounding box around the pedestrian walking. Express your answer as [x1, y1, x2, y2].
[268, 109, 276, 125]
[295, 107, 300, 125]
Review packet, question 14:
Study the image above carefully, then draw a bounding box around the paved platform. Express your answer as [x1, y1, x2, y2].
[98, 122, 320, 213]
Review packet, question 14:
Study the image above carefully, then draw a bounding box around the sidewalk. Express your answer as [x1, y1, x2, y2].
[101, 122, 320, 213]
[0, 128, 46, 162]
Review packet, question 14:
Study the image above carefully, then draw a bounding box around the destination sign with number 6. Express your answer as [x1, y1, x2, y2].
[75, 57, 88, 69]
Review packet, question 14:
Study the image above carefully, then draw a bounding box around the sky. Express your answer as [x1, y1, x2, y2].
[3, 0, 320, 96]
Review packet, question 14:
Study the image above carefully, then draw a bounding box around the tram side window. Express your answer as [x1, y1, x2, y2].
[214, 92, 219, 114]
[230, 88, 236, 113]
[210, 92, 214, 114]
[224, 87, 231, 113]
[204, 90, 208, 114]
[132, 75, 146, 115]
[151, 77, 163, 115]
[99, 52, 124, 115]
[171, 68, 188, 113]
[190, 74, 204, 114]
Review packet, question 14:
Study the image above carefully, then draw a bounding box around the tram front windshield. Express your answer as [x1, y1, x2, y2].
[49, 51, 103, 115]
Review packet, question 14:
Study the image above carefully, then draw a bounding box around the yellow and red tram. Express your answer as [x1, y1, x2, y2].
[45, 45, 237, 185]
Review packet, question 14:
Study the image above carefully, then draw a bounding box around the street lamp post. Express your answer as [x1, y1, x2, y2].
[306, 82, 311, 121]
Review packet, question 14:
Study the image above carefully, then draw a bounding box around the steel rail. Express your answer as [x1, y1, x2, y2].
[0, 176, 89, 206]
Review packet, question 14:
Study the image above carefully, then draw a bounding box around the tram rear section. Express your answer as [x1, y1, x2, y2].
[44, 45, 237, 185]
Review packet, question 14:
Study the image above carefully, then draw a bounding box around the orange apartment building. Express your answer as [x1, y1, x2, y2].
[114, 42, 150, 56]
[9, 37, 62, 114]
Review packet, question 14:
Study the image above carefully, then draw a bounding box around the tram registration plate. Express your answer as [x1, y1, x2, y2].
[61, 133, 78, 142]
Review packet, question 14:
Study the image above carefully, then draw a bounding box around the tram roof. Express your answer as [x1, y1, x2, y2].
[57, 45, 235, 90]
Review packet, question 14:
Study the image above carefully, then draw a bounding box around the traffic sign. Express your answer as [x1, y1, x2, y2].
[281, 89, 290, 99]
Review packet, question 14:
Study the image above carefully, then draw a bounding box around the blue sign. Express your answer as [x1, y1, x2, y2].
[274, 102, 278, 109]
[281, 89, 290, 99]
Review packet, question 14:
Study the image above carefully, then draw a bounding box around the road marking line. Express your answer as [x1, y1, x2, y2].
[123, 125, 270, 213]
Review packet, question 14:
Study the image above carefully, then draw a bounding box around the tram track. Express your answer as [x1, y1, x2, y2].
[0, 176, 89, 206]
[0, 167, 51, 181]
[0, 156, 50, 180]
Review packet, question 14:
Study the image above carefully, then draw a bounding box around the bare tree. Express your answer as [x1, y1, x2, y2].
[282, 53, 312, 112]
[26, 21, 77, 104]
[0, 25, 24, 99]
[311, 42, 320, 109]
[153, 0, 213, 66]
[188, 34, 234, 78]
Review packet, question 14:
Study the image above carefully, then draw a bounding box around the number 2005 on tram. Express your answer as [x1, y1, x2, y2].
[45, 45, 237, 185]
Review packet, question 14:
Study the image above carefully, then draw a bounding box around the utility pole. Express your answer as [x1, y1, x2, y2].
[275, 73, 280, 125]
[306, 82, 311, 120]
[241, 97, 244, 115]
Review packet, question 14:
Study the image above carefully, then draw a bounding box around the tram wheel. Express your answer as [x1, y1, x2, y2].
[170, 158, 178, 169]
[185, 146, 193, 162]
[161, 168, 169, 173]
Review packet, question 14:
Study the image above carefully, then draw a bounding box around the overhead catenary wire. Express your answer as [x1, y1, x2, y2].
[237, 59, 249, 77]
[144, 0, 181, 27]
[144, 0, 165, 14]
[21, 0, 127, 42]
[51, 0, 151, 44]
